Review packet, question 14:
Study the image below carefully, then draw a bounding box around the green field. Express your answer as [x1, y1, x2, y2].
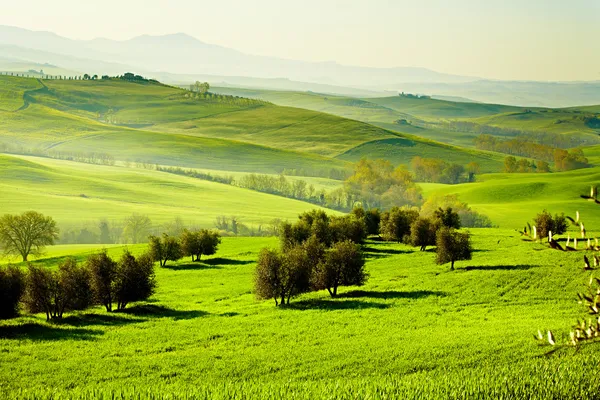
[0, 154, 339, 230]
[1, 231, 598, 399]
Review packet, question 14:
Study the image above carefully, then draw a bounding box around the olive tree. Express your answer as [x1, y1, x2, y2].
[410, 217, 439, 251]
[533, 210, 568, 239]
[0, 211, 59, 261]
[435, 227, 472, 270]
[380, 207, 419, 243]
[87, 250, 118, 311]
[312, 240, 367, 297]
[180, 229, 221, 261]
[254, 246, 311, 306]
[113, 251, 156, 311]
[148, 233, 183, 267]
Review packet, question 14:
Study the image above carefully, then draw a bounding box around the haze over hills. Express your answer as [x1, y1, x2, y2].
[1, 24, 600, 107]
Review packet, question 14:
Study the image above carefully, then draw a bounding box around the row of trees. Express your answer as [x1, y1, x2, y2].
[0, 250, 155, 320]
[0, 142, 115, 166]
[503, 156, 550, 173]
[410, 157, 480, 184]
[148, 229, 221, 267]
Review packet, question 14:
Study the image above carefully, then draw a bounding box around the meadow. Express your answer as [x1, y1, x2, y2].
[1, 230, 599, 399]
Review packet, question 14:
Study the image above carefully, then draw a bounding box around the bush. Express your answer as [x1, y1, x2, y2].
[24, 258, 93, 320]
[410, 217, 439, 251]
[312, 241, 367, 297]
[0, 265, 25, 319]
[148, 233, 183, 267]
[533, 210, 567, 240]
[436, 228, 473, 270]
[113, 251, 156, 311]
[254, 247, 312, 306]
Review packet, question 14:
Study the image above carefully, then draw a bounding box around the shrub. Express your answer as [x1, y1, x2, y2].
[0, 265, 26, 319]
[312, 241, 367, 297]
[410, 217, 439, 251]
[148, 233, 183, 267]
[436, 228, 473, 270]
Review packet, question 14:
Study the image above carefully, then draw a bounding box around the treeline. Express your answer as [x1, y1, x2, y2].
[0, 142, 115, 166]
[501, 149, 589, 173]
[503, 157, 549, 173]
[0, 250, 156, 320]
[435, 120, 600, 148]
[410, 156, 480, 184]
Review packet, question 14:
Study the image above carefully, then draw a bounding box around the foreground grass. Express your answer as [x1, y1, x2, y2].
[1, 231, 599, 399]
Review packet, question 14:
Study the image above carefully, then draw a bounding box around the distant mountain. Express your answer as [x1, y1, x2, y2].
[1, 25, 599, 107]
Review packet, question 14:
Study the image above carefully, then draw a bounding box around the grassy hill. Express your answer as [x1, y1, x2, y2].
[0, 154, 339, 230]
[0, 232, 597, 398]
[422, 167, 600, 229]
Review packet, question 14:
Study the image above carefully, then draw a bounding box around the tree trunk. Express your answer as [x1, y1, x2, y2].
[333, 285, 338, 297]
[280, 293, 286, 306]
[327, 287, 334, 297]
[451, 260, 455, 271]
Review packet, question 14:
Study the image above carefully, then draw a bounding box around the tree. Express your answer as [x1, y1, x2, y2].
[180, 229, 221, 261]
[380, 207, 419, 243]
[435, 228, 472, 270]
[410, 217, 439, 251]
[329, 215, 367, 244]
[0, 211, 59, 261]
[351, 207, 381, 236]
[148, 233, 183, 267]
[466, 162, 481, 182]
[113, 251, 156, 310]
[24, 258, 92, 320]
[254, 247, 311, 306]
[536, 160, 550, 173]
[312, 241, 367, 297]
[0, 265, 25, 319]
[504, 156, 517, 173]
[434, 207, 461, 229]
[87, 250, 118, 312]
[99, 220, 111, 244]
[122, 214, 152, 244]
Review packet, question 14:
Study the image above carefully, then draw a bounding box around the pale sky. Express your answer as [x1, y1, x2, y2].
[2, 0, 599, 81]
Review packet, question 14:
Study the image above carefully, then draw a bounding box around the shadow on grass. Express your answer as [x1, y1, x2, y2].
[464, 265, 536, 271]
[163, 263, 222, 271]
[340, 290, 447, 300]
[204, 258, 253, 266]
[56, 313, 145, 327]
[0, 323, 101, 341]
[287, 299, 391, 310]
[115, 304, 209, 320]
[362, 247, 411, 255]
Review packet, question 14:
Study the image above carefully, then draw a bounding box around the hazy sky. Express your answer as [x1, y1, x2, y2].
[2, 0, 599, 81]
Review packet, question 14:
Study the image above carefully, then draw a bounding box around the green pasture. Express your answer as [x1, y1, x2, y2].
[1, 231, 598, 398]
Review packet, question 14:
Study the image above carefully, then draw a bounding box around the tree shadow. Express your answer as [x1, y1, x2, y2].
[362, 247, 411, 255]
[0, 323, 101, 341]
[464, 265, 536, 271]
[56, 313, 145, 327]
[163, 263, 222, 271]
[203, 258, 253, 266]
[218, 312, 240, 317]
[115, 304, 209, 320]
[339, 290, 447, 300]
[287, 299, 391, 310]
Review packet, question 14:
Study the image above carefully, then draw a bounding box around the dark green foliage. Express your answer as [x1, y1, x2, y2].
[148, 233, 183, 267]
[434, 207, 461, 229]
[180, 229, 221, 261]
[351, 207, 381, 236]
[113, 251, 156, 311]
[533, 210, 567, 239]
[0, 211, 59, 261]
[87, 250, 118, 312]
[380, 207, 419, 243]
[0, 265, 25, 319]
[435, 228, 472, 270]
[329, 215, 367, 244]
[312, 240, 367, 297]
[254, 247, 312, 306]
[24, 258, 93, 320]
[410, 217, 439, 251]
